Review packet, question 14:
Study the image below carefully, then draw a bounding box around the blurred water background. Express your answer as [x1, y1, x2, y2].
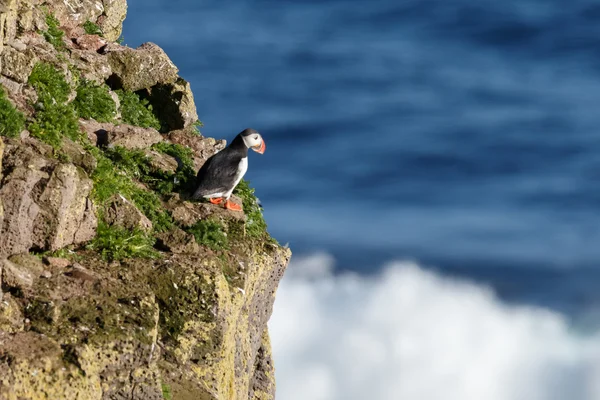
[123, 1, 600, 398]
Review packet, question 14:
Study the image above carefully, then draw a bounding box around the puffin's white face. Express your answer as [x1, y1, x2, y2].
[242, 132, 266, 154]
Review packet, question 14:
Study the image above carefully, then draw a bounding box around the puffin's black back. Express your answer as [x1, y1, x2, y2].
[192, 133, 249, 198]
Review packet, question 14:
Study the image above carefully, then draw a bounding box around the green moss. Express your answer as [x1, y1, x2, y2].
[87, 221, 158, 261]
[83, 20, 103, 36]
[103, 143, 195, 197]
[116, 89, 161, 130]
[186, 220, 229, 251]
[28, 63, 70, 103]
[73, 80, 116, 122]
[129, 189, 173, 233]
[192, 120, 203, 135]
[28, 63, 81, 148]
[91, 151, 174, 233]
[161, 384, 173, 400]
[0, 86, 25, 138]
[151, 142, 196, 193]
[234, 180, 270, 239]
[43, 13, 65, 51]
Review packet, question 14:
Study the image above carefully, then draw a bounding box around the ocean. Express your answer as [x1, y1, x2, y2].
[123, 1, 600, 398]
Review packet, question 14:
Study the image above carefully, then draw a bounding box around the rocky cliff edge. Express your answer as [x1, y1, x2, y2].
[0, 1, 290, 399]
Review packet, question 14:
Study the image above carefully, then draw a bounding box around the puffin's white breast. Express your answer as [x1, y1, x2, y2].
[226, 156, 248, 197]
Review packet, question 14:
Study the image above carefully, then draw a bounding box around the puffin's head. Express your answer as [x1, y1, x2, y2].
[241, 128, 266, 154]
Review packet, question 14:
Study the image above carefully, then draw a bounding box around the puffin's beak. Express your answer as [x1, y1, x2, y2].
[253, 140, 266, 154]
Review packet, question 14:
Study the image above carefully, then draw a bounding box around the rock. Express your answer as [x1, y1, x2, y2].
[43, 256, 71, 270]
[166, 129, 226, 172]
[0, 0, 19, 50]
[100, 124, 163, 149]
[167, 193, 246, 227]
[1, 258, 35, 290]
[0, 294, 24, 333]
[0, 2, 292, 399]
[64, 262, 97, 282]
[81, 120, 164, 149]
[146, 149, 178, 174]
[74, 34, 107, 51]
[61, 138, 98, 173]
[33, 163, 97, 251]
[17, 9, 33, 32]
[146, 78, 199, 131]
[0, 75, 22, 94]
[0, 139, 97, 258]
[70, 49, 113, 83]
[8, 39, 26, 51]
[42, 0, 104, 34]
[155, 228, 200, 254]
[103, 194, 153, 232]
[249, 332, 277, 400]
[99, 0, 127, 41]
[0, 47, 37, 83]
[0, 136, 4, 181]
[107, 42, 179, 92]
[154, 248, 291, 400]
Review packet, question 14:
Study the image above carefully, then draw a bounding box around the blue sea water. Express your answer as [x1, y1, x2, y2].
[123, 0, 600, 318]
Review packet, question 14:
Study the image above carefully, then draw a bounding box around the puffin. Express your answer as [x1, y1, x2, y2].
[192, 128, 266, 211]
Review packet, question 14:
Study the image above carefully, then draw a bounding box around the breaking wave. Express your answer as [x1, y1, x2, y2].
[269, 254, 600, 400]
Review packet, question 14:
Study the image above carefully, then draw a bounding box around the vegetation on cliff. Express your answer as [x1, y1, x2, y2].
[0, 2, 288, 400]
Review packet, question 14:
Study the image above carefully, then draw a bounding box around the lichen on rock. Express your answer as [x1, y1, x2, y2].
[0, 1, 290, 399]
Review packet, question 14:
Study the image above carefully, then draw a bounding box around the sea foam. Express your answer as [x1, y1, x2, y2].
[269, 253, 600, 400]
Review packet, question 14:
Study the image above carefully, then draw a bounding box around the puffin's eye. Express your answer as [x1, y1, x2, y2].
[253, 135, 259, 140]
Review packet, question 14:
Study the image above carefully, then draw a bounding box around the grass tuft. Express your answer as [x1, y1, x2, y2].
[0, 86, 25, 138]
[83, 20, 103, 36]
[74, 80, 116, 122]
[161, 384, 172, 400]
[116, 90, 161, 130]
[28, 63, 81, 148]
[151, 142, 196, 193]
[186, 220, 229, 251]
[91, 152, 174, 233]
[43, 13, 65, 51]
[87, 221, 158, 261]
[234, 179, 269, 239]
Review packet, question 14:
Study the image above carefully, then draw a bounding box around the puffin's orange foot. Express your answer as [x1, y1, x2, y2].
[225, 199, 243, 211]
[209, 197, 224, 205]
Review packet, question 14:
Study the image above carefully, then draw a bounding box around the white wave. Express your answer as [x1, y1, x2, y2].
[269, 253, 600, 400]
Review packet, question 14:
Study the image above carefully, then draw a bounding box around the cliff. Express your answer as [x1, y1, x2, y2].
[0, 1, 290, 399]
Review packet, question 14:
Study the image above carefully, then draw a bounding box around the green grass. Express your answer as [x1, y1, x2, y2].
[91, 152, 174, 233]
[73, 80, 116, 122]
[116, 90, 161, 130]
[43, 13, 65, 51]
[28, 63, 70, 104]
[192, 119, 203, 135]
[83, 20, 103, 36]
[87, 221, 158, 261]
[0, 86, 25, 138]
[161, 384, 172, 400]
[151, 142, 196, 193]
[186, 220, 229, 251]
[103, 143, 196, 196]
[28, 63, 81, 148]
[234, 179, 269, 239]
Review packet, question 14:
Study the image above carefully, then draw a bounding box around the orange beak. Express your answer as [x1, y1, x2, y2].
[253, 140, 266, 154]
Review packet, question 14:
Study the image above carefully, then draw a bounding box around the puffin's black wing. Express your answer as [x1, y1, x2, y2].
[192, 149, 240, 199]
